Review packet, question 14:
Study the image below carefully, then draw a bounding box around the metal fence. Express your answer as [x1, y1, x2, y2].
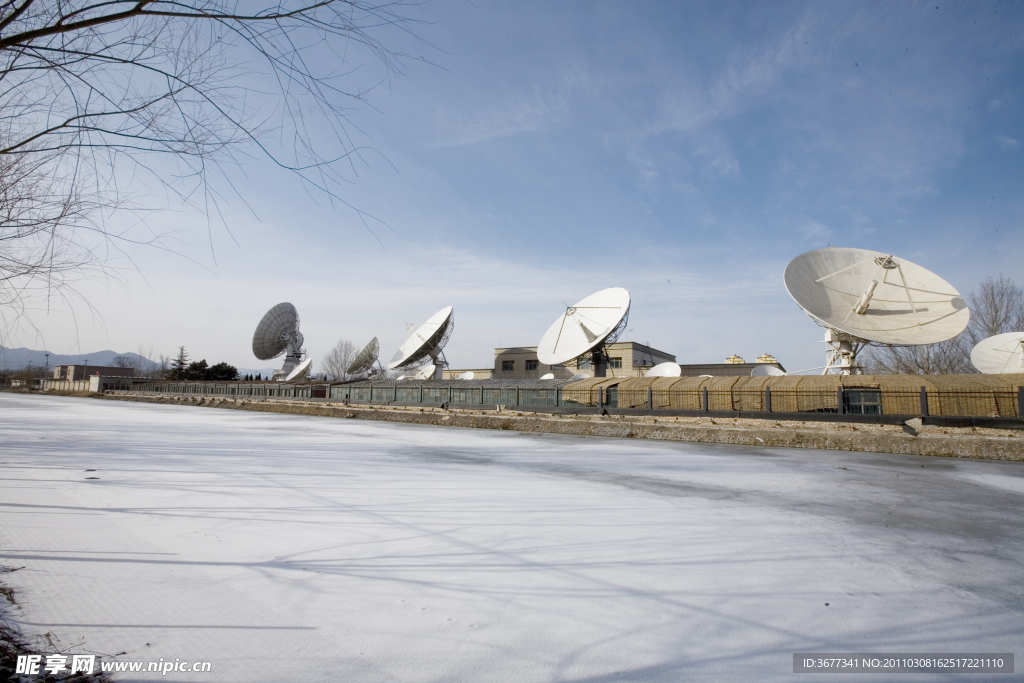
[118, 380, 1024, 419]
[610, 385, 1022, 418]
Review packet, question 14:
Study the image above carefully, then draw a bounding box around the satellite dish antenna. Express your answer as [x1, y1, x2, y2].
[537, 287, 630, 377]
[347, 337, 381, 377]
[971, 332, 1024, 374]
[285, 357, 313, 381]
[252, 302, 306, 381]
[459, 371, 475, 380]
[539, 372, 555, 380]
[784, 248, 969, 375]
[570, 373, 588, 380]
[645, 362, 681, 378]
[388, 306, 454, 380]
[751, 364, 786, 377]
[413, 364, 435, 381]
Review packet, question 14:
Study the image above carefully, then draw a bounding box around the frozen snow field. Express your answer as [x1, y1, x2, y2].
[1, 393, 1022, 682]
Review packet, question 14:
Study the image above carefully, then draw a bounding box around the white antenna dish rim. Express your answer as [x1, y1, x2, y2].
[537, 287, 630, 366]
[252, 302, 301, 361]
[347, 337, 380, 375]
[645, 362, 682, 378]
[970, 331, 1024, 374]
[284, 357, 313, 382]
[784, 247, 969, 346]
[388, 306, 454, 370]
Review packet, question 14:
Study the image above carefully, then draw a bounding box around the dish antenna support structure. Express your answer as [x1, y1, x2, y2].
[784, 248, 969, 375]
[537, 287, 630, 378]
[252, 302, 307, 381]
[388, 306, 454, 380]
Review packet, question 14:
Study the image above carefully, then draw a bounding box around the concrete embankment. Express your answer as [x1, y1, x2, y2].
[93, 393, 1024, 461]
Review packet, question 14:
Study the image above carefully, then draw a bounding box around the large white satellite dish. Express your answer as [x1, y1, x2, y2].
[971, 332, 1024, 374]
[388, 306, 454, 380]
[645, 362, 681, 378]
[784, 248, 969, 374]
[347, 338, 380, 376]
[285, 357, 313, 381]
[537, 287, 630, 377]
[252, 302, 306, 381]
[751, 364, 786, 377]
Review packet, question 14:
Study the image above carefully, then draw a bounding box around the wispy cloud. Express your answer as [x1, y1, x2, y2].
[997, 135, 1020, 151]
[429, 89, 567, 148]
[648, 19, 814, 136]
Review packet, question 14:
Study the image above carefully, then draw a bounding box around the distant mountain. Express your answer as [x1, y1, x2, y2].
[0, 346, 150, 371]
[1, 346, 278, 378]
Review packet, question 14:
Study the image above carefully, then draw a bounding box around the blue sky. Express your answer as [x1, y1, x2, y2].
[11, 0, 1024, 373]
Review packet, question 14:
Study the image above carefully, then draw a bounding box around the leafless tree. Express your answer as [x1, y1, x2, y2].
[321, 338, 357, 381]
[865, 274, 1024, 374]
[112, 353, 137, 368]
[965, 275, 1024, 343]
[156, 352, 170, 378]
[863, 336, 974, 375]
[0, 1, 419, 335]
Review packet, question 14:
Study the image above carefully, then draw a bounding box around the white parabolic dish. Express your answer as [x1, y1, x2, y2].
[646, 362, 681, 378]
[285, 357, 312, 381]
[388, 306, 454, 370]
[537, 288, 630, 366]
[784, 248, 969, 345]
[252, 303, 300, 360]
[347, 338, 380, 375]
[971, 332, 1024, 374]
[751, 364, 786, 377]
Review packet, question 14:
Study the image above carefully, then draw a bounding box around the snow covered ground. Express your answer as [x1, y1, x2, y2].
[1, 393, 1022, 682]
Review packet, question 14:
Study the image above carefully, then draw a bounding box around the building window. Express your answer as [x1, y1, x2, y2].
[525, 359, 539, 371]
[609, 357, 622, 369]
[502, 360, 515, 371]
[577, 358, 592, 369]
[843, 388, 882, 415]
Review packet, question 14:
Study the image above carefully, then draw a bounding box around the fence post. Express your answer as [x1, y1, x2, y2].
[701, 386, 709, 411]
[920, 386, 929, 417]
[1019, 387, 1024, 419]
[837, 387, 845, 415]
[764, 386, 772, 413]
[648, 386, 653, 410]
[599, 386, 604, 408]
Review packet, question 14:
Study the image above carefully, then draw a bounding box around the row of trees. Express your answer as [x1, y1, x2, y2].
[166, 347, 239, 381]
[865, 275, 1024, 374]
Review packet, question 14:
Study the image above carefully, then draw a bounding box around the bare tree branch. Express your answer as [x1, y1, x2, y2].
[865, 274, 1024, 374]
[1, 1, 422, 337]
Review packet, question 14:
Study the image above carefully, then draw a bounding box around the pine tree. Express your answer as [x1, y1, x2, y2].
[169, 346, 189, 380]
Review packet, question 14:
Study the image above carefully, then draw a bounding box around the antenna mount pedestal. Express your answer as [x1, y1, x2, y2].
[823, 329, 863, 375]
